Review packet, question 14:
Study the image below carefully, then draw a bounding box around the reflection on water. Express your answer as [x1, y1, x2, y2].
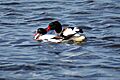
[0, 0, 120, 79]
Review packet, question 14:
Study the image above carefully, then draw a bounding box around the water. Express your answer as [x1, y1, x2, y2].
[0, 0, 120, 80]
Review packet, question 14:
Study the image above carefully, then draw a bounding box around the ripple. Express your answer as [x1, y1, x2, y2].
[1, 22, 17, 25]
[109, 16, 120, 22]
[4, 12, 23, 16]
[104, 44, 120, 48]
[109, 16, 120, 20]
[77, 25, 93, 30]
[36, 1, 60, 4]
[69, 54, 102, 60]
[101, 36, 120, 40]
[0, 0, 120, 79]
[106, 24, 120, 28]
[14, 44, 41, 47]
[85, 0, 94, 4]
[30, 7, 54, 10]
[0, 64, 36, 71]
[10, 39, 28, 45]
[36, 62, 85, 69]
[0, 39, 8, 43]
[83, 73, 109, 78]
[0, 78, 6, 80]
[70, 11, 91, 15]
[27, 18, 55, 22]
[0, 2, 20, 5]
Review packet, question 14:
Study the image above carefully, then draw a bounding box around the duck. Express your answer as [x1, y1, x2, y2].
[34, 21, 86, 43]
[59, 27, 86, 43]
[34, 27, 86, 43]
[34, 33, 63, 43]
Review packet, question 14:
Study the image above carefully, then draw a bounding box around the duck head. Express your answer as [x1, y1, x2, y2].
[47, 21, 62, 33]
[34, 28, 47, 40]
[36, 28, 47, 35]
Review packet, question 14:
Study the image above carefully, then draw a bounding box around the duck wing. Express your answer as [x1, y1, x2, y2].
[51, 36, 63, 39]
[63, 34, 75, 40]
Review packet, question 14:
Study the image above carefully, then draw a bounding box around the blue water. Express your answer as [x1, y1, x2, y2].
[0, 0, 120, 80]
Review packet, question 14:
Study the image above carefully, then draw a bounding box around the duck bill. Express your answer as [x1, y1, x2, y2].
[34, 33, 41, 40]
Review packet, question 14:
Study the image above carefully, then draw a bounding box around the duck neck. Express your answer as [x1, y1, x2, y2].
[45, 25, 51, 32]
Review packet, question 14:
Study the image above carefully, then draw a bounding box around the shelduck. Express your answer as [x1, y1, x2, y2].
[34, 21, 86, 43]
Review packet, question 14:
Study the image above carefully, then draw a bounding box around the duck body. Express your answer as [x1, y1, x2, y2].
[60, 27, 83, 40]
[34, 33, 62, 43]
[70, 34, 86, 42]
[34, 21, 86, 43]
[34, 33, 86, 43]
[34, 27, 86, 43]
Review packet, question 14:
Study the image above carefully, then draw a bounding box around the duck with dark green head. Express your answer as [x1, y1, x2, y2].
[36, 21, 62, 35]
[34, 21, 62, 40]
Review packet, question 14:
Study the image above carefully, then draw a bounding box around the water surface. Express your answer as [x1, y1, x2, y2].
[0, 0, 120, 80]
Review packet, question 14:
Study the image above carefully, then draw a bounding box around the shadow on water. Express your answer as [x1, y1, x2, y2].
[14, 44, 41, 47]
[103, 44, 120, 48]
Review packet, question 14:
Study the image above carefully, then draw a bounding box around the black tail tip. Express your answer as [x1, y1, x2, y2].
[77, 27, 83, 33]
[80, 28, 83, 33]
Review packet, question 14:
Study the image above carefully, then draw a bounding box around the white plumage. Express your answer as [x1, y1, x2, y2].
[63, 28, 76, 36]
[34, 27, 86, 43]
[34, 33, 62, 43]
